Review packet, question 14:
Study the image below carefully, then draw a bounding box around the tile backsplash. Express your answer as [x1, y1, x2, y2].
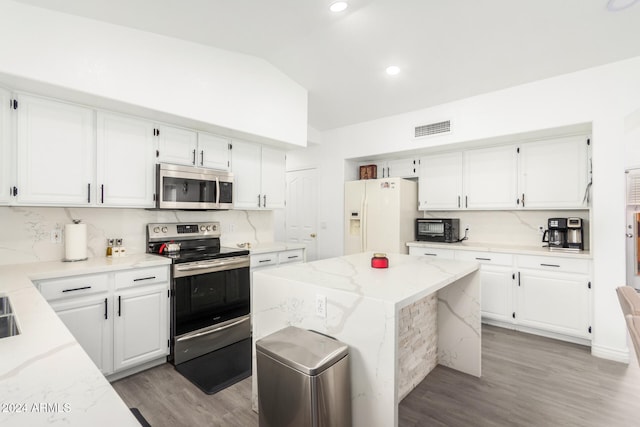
[0, 207, 273, 266]
[420, 210, 590, 249]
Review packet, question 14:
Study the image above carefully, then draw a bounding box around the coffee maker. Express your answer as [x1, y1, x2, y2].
[543, 217, 584, 252]
[566, 217, 584, 250]
[543, 218, 567, 250]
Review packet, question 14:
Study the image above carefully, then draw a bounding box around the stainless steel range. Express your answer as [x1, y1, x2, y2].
[147, 222, 251, 394]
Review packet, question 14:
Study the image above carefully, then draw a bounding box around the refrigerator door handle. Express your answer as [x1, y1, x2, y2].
[361, 195, 366, 252]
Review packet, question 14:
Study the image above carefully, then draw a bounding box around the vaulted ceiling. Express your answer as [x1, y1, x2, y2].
[13, 0, 640, 131]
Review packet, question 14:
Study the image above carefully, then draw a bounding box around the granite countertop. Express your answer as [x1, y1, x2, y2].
[0, 254, 171, 426]
[253, 251, 479, 308]
[246, 242, 307, 255]
[406, 241, 592, 259]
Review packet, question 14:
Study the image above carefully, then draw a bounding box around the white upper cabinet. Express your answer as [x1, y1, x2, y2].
[260, 146, 286, 209]
[197, 132, 231, 170]
[15, 94, 95, 206]
[156, 125, 230, 170]
[0, 88, 11, 204]
[374, 158, 420, 179]
[419, 152, 463, 210]
[96, 112, 156, 208]
[156, 124, 198, 166]
[232, 140, 285, 210]
[464, 145, 519, 209]
[518, 135, 589, 208]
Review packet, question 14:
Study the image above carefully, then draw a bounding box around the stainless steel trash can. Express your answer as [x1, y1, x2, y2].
[256, 326, 351, 427]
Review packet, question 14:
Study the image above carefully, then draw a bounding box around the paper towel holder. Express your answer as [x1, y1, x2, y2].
[63, 219, 89, 262]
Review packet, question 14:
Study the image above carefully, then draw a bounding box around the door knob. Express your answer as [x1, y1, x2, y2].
[310, 233, 317, 238]
[627, 233, 634, 238]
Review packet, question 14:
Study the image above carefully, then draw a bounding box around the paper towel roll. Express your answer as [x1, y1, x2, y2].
[64, 222, 88, 261]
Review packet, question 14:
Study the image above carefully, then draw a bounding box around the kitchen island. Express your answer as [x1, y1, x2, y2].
[251, 252, 481, 427]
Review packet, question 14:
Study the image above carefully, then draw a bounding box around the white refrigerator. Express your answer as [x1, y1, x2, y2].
[344, 177, 418, 255]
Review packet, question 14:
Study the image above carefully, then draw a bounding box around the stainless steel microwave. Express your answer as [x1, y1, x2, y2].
[416, 218, 460, 242]
[156, 163, 233, 210]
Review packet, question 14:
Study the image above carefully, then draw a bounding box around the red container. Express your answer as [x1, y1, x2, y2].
[371, 253, 389, 268]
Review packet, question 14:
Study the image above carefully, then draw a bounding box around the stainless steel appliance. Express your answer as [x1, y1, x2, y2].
[147, 222, 250, 394]
[156, 163, 233, 210]
[415, 218, 460, 243]
[567, 217, 584, 250]
[543, 217, 584, 252]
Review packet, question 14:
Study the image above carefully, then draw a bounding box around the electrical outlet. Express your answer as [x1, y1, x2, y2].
[316, 294, 327, 318]
[538, 225, 545, 235]
[50, 229, 62, 244]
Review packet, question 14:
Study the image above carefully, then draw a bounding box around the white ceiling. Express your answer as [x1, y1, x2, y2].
[12, 0, 640, 131]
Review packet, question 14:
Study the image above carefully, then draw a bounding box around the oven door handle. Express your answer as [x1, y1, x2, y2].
[173, 257, 250, 276]
[176, 315, 251, 343]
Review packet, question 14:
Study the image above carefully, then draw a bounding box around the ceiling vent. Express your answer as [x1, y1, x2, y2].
[414, 120, 451, 139]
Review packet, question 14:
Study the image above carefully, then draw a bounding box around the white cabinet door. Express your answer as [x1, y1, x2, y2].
[50, 294, 112, 374]
[480, 265, 514, 323]
[517, 270, 591, 339]
[0, 88, 11, 204]
[198, 132, 230, 170]
[96, 112, 156, 207]
[156, 124, 198, 166]
[113, 284, 168, 372]
[519, 135, 589, 208]
[232, 140, 262, 209]
[464, 145, 518, 209]
[15, 94, 94, 206]
[260, 146, 286, 209]
[387, 158, 419, 178]
[419, 152, 463, 210]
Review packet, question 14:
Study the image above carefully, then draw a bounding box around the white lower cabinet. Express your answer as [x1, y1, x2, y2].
[456, 251, 514, 324]
[409, 246, 592, 344]
[37, 265, 169, 377]
[408, 246, 455, 259]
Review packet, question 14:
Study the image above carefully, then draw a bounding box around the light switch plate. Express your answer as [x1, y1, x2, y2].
[316, 294, 327, 318]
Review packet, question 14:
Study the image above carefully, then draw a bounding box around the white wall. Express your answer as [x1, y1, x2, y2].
[288, 55, 640, 362]
[0, 0, 307, 147]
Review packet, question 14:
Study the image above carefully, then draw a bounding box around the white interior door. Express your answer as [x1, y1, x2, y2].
[285, 169, 318, 261]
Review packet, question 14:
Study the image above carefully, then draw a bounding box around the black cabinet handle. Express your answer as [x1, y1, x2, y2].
[475, 257, 491, 261]
[100, 184, 104, 204]
[12, 186, 17, 197]
[133, 276, 156, 282]
[259, 259, 273, 263]
[200, 150, 204, 166]
[118, 295, 122, 317]
[287, 255, 299, 259]
[192, 149, 196, 165]
[62, 286, 91, 293]
[540, 263, 560, 268]
[263, 195, 267, 208]
[458, 196, 461, 208]
[423, 253, 437, 256]
[87, 183, 91, 203]
[257, 194, 261, 207]
[104, 298, 108, 320]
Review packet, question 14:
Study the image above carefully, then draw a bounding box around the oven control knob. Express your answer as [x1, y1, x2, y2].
[153, 227, 160, 233]
[213, 224, 217, 231]
[161, 227, 168, 233]
[200, 225, 206, 231]
[206, 225, 212, 231]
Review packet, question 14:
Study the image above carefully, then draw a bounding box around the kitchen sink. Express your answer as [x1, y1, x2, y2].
[0, 296, 20, 339]
[0, 296, 13, 315]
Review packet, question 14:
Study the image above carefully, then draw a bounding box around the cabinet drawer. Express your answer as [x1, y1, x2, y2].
[278, 249, 304, 264]
[39, 273, 109, 301]
[456, 251, 513, 266]
[408, 247, 455, 259]
[516, 255, 590, 274]
[115, 266, 168, 290]
[251, 252, 278, 268]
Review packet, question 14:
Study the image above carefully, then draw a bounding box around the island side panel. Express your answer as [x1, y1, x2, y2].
[397, 293, 438, 401]
[437, 269, 482, 377]
[252, 272, 398, 427]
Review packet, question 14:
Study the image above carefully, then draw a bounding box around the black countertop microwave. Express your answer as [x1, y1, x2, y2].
[416, 218, 460, 243]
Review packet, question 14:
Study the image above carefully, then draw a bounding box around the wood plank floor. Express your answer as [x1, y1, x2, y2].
[112, 325, 640, 426]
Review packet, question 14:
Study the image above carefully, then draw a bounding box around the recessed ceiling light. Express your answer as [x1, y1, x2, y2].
[386, 65, 401, 76]
[330, 2, 348, 13]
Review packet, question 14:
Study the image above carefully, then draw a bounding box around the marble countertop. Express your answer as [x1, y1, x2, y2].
[247, 242, 307, 255]
[0, 254, 171, 426]
[253, 251, 479, 308]
[406, 241, 592, 259]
